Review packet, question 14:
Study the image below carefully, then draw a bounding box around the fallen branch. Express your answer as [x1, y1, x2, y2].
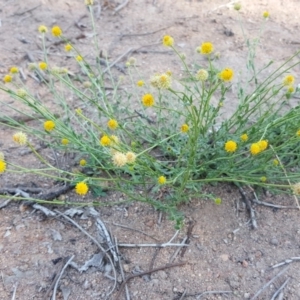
[238, 187, 257, 229]
[178, 290, 232, 299]
[115, 261, 186, 300]
[252, 197, 299, 209]
[114, 0, 129, 14]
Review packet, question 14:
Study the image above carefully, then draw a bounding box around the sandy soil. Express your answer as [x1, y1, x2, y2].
[1, 0, 300, 299]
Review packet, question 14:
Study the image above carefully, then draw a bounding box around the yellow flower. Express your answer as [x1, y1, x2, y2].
[142, 93, 155, 107]
[137, 80, 144, 87]
[79, 159, 87, 166]
[240, 134, 248, 142]
[107, 119, 118, 130]
[287, 86, 295, 94]
[195, 69, 209, 81]
[3, 75, 12, 83]
[38, 25, 48, 33]
[296, 129, 300, 136]
[13, 132, 27, 145]
[0, 152, 4, 161]
[162, 35, 174, 47]
[158, 73, 171, 89]
[258, 140, 268, 151]
[283, 75, 295, 86]
[198, 42, 214, 55]
[61, 138, 69, 145]
[218, 102, 223, 107]
[52, 25, 62, 37]
[219, 68, 234, 81]
[263, 11, 270, 18]
[10, 66, 19, 74]
[100, 135, 111, 146]
[250, 143, 261, 155]
[181, 124, 189, 133]
[214, 198, 222, 205]
[75, 182, 89, 195]
[85, 0, 94, 5]
[166, 70, 172, 76]
[292, 182, 300, 195]
[0, 160, 6, 173]
[39, 62, 48, 70]
[17, 89, 27, 97]
[83, 81, 92, 88]
[128, 57, 136, 65]
[158, 176, 166, 185]
[234, 2, 241, 11]
[44, 120, 55, 132]
[64, 44, 72, 51]
[126, 152, 136, 164]
[224, 140, 237, 153]
[112, 152, 127, 167]
[273, 159, 279, 166]
[260, 176, 267, 182]
[75, 108, 82, 114]
[76, 55, 83, 62]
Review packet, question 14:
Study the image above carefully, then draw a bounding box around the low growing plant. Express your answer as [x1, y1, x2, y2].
[1, 3, 300, 227]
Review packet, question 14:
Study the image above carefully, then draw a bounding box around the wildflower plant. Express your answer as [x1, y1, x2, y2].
[1, 3, 300, 228]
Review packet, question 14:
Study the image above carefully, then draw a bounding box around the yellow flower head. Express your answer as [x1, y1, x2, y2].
[76, 55, 83, 62]
[44, 120, 55, 132]
[112, 152, 127, 167]
[13, 132, 27, 145]
[181, 124, 189, 133]
[158, 176, 166, 185]
[128, 57, 136, 65]
[107, 119, 118, 130]
[38, 25, 48, 33]
[162, 35, 174, 47]
[224, 140, 237, 153]
[260, 176, 267, 182]
[100, 135, 111, 146]
[0, 160, 7, 173]
[240, 133, 248, 142]
[292, 182, 300, 195]
[79, 159, 87, 166]
[198, 42, 214, 55]
[10, 66, 19, 74]
[17, 89, 27, 97]
[234, 2, 241, 11]
[137, 80, 144, 87]
[283, 74, 295, 86]
[75, 108, 82, 115]
[273, 159, 279, 166]
[263, 11, 270, 18]
[142, 93, 155, 107]
[85, 0, 94, 5]
[219, 68, 234, 81]
[214, 198, 222, 205]
[39, 62, 48, 70]
[296, 129, 300, 137]
[166, 70, 172, 76]
[258, 140, 268, 151]
[0, 152, 4, 161]
[3, 75, 12, 83]
[196, 69, 209, 81]
[287, 86, 295, 94]
[52, 25, 62, 37]
[75, 182, 89, 195]
[250, 143, 261, 155]
[64, 44, 72, 52]
[158, 73, 172, 89]
[61, 138, 69, 145]
[126, 152, 136, 164]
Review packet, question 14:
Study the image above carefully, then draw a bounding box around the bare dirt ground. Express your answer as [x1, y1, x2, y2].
[1, 0, 300, 299]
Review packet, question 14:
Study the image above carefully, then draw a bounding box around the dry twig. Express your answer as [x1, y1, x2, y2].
[250, 266, 289, 300]
[238, 187, 257, 229]
[268, 257, 300, 270]
[52, 255, 75, 300]
[114, 0, 129, 14]
[115, 261, 186, 300]
[271, 278, 290, 300]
